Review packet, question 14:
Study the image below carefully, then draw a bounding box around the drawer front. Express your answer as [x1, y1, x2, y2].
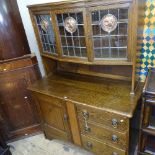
[79, 120, 127, 150]
[77, 105, 129, 132]
[81, 134, 126, 155]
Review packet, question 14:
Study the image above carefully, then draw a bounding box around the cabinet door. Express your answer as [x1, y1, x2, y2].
[0, 74, 40, 139]
[34, 93, 72, 141]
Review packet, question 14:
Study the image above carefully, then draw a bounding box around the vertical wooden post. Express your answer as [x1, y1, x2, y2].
[66, 101, 82, 146]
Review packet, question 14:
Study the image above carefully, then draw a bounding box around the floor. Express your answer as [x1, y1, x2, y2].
[9, 134, 93, 155]
[9, 133, 138, 155]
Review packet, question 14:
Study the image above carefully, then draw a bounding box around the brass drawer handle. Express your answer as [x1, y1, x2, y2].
[112, 134, 118, 142]
[112, 152, 118, 155]
[112, 119, 118, 128]
[84, 126, 91, 132]
[86, 141, 93, 149]
[82, 110, 89, 119]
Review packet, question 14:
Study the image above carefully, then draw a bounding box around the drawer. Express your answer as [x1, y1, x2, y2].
[76, 105, 129, 132]
[81, 134, 126, 155]
[79, 120, 127, 150]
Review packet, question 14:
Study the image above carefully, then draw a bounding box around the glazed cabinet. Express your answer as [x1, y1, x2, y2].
[29, 0, 145, 94]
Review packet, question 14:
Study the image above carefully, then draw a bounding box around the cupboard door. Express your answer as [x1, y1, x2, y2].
[0, 74, 40, 139]
[35, 93, 72, 141]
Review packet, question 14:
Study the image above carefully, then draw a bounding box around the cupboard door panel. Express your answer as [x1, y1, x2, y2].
[39, 100, 65, 131]
[34, 93, 72, 141]
[0, 78, 38, 132]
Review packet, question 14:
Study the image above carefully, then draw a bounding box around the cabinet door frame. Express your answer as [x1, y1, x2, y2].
[34, 93, 72, 141]
[51, 8, 89, 63]
[88, 2, 132, 63]
[29, 8, 60, 58]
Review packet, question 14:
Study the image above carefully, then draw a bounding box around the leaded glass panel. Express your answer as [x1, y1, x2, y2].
[91, 8, 129, 60]
[35, 14, 57, 54]
[57, 12, 87, 58]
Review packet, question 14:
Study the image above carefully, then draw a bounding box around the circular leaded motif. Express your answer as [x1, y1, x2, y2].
[64, 17, 77, 33]
[100, 14, 118, 33]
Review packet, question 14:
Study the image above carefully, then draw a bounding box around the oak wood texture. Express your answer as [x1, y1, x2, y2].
[28, 71, 142, 118]
[28, 71, 142, 154]
[0, 54, 41, 141]
[66, 101, 81, 146]
[28, 0, 145, 93]
[77, 106, 129, 132]
[79, 119, 127, 150]
[31, 92, 72, 142]
[81, 134, 126, 155]
[0, 0, 30, 60]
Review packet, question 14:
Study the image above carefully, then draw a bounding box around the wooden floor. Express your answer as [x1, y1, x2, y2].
[9, 134, 93, 155]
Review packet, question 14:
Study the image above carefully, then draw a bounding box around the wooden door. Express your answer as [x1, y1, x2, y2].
[0, 58, 41, 140]
[34, 93, 72, 141]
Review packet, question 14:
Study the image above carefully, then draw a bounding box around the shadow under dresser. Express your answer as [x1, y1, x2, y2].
[28, 71, 142, 155]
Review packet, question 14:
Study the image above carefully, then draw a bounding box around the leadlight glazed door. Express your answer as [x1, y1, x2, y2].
[88, 3, 132, 63]
[31, 10, 59, 58]
[52, 8, 90, 62]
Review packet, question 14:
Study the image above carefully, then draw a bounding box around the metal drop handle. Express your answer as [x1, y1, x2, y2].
[82, 110, 89, 119]
[112, 119, 118, 128]
[84, 126, 91, 132]
[86, 141, 93, 149]
[112, 134, 118, 142]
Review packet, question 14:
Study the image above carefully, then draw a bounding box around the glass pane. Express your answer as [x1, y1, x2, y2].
[119, 23, 128, 35]
[93, 37, 101, 48]
[111, 48, 119, 58]
[75, 48, 81, 57]
[119, 48, 127, 58]
[110, 26, 118, 35]
[119, 36, 127, 47]
[57, 14, 63, 24]
[78, 26, 84, 36]
[63, 47, 68, 56]
[102, 37, 109, 47]
[80, 37, 86, 47]
[92, 25, 100, 36]
[92, 11, 99, 23]
[59, 26, 65, 35]
[119, 9, 128, 20]
[81, 48, 87, 57]
[68, 47, 74, 56]
[111, 36, 119, 47]
[73, 37, 79, 46]
[77, 12, 83, 24]
[35, 14, 57, 54]
[100, 10, 108, 19]
[109, 9, 118, 19]
[94, 49, 102, 58]
[102, 48, 110, 58]
[66, 37, 73, 46]
[61, 37, 66, 46]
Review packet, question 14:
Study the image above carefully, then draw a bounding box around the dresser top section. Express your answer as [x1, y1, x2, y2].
[28, 71, 142, 118]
